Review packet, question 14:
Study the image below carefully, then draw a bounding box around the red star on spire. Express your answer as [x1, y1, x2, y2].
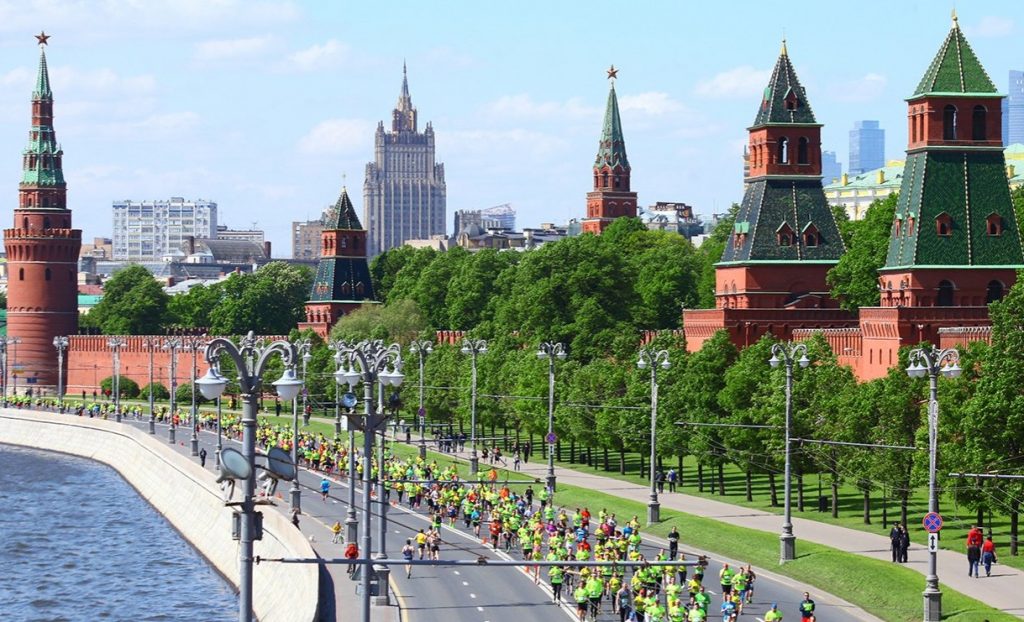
[35, 31, 50, 46]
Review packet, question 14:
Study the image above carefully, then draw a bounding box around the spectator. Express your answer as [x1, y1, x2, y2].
[982, 535, 997, 577]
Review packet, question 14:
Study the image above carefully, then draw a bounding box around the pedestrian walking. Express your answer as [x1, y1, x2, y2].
[889, 522, 902, 562]
[898, 525, 910, 563]
[655, 469, 665, 493]
[667, 468, 677, 492]
[668, 525, 680, 559]
[331, 520, 342, 544]
[513, 452, 521, 471]
[199, 447, 207, 468]
[967, 525, 983, 577]
[982, 535, 997, 576]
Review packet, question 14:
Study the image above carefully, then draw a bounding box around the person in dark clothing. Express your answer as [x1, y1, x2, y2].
[889, 522, 902, 562]
[898, 525, 910, 563]
[667, 526, 680, 559]
[199, 447, 207, 467]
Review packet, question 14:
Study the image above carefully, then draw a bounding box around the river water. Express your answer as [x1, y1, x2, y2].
[0, 444, 236, 621]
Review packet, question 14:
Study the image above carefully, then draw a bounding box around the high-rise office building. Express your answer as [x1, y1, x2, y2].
[112, 197, 217, 260]
[363, 64, 446, 257]
[821, 150, 842, 184]
[849, 120, 885, 174]
[1005, 70, 1024, 146]
[454, 204, 516, 233]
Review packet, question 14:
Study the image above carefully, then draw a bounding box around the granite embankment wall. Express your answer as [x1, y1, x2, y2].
[0, 409, 319, 622]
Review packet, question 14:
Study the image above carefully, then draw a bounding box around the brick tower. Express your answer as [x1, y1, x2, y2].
[298, 187, 377, 338]
[583, 66, 638, 234]
[715, 40, 844, 309]
[4, 34, 81, 389]
[879, 13, 1023, 307]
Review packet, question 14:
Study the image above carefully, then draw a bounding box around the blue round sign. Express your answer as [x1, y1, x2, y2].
[922, 512, 943, 533]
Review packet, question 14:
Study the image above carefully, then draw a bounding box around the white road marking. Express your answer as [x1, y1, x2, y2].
[477, 606, 484, 612]
[453, 570, 460, 575]
[470, 593, 477, 599]
[462, 581, 469, 586]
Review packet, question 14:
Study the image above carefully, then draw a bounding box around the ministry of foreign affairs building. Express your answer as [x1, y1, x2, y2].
[363, 64, 446, 258]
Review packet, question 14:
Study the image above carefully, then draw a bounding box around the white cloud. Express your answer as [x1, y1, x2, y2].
[0, 65, 154, 96]
[279, 39, 349, 73]
[445, 129, 568, 159]
[965, 16, 1014, 38]
[619, 92, 684, 116]
[830, 73, 887, 103]
[484, 94, 598, 120]
[94, 111, 201, 141]
[194, 36, 276, 63]
[695, 66, 771, 98]
[297, 119, 374, 155]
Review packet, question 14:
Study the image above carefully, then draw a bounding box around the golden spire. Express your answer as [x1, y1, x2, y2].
[951, 7, 958, 26]
[781, 38, 788, 56]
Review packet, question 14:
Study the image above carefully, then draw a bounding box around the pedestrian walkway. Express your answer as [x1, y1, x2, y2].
[397, 434, 1024, 618]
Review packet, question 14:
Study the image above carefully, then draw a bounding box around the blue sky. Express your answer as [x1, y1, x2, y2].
[0, 1, 1021, 256]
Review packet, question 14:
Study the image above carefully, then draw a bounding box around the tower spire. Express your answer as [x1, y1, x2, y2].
[392, 62, 417, 132]
[583, 67, 637, 235]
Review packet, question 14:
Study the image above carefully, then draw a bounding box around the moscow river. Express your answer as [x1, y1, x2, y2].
[0, 444, 236, 621]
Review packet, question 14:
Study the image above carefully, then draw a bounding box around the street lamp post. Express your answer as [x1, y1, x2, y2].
[107, 338, 126, 422]
[9, 336, 21, 400]
[769, 342, 811, 563]
[460, 338, 487, 475]
[196, 331, 302, 622]
[335, 340, 403, 621]
[142, 338, 159, 434]
[331, 341, 360, 544]
[291, 339, 312, 514]
[164, 338, 182, 443]
[637, 347, 670, 525]
[536, 341, 566, 492]
[907, 346, 961, 622]
[0, 338, 8, 406]
[53, 336, 69, 412]
[184, 337, 205, 456]
[409, 339, 433, 460]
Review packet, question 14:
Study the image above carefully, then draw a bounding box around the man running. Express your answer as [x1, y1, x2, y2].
[401, 539, 415, 578]
[799, 592, 816, 622]
[764, 602, 783, 621]
[320, 477, 330, 501]
[415, 528, 428, 560]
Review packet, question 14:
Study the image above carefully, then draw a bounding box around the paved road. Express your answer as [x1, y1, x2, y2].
[115, 414, 865, 622]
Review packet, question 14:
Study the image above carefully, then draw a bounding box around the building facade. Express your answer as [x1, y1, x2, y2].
[583, 68, 638, 234]
[112, 197, 217, 260]
[848, 120, 885, 174]
[215, 225, 265, 245]
[4, 37, 82, 389]
[454, 204, 516, 234]
[292, 216, 325, 260]
[363, 65, 446, 257]
[821, 150, 842, 184]
[1005, 70, 1024, 146]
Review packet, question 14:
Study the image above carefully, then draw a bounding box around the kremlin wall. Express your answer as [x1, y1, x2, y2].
[8, 17, 1023, 390]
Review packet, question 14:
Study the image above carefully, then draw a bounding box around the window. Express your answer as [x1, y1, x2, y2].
[936, 280, 955, 306]
[893, 218, 902, 237]
[943, 105, 958, 140]
[18, 268, 24, 281]
[972, 105, 987, 141]
[986, 280, 1005, 303]
[803, 224, 819, 247]
[797, 138, 809, 165]
[777, 223, 794, 246]
[986, 213, 1003, 236]
[777, 138, 789, 164]
[936, 213, 953, 236]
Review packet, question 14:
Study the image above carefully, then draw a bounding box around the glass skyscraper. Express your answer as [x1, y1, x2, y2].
[849, 120, 885, 174]
[1005, 70, 1024, 146]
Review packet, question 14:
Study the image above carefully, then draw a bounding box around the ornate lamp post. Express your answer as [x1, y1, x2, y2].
[331, 341, 360, 545]
[184, 337, 205, 456]
[460, 338, 487, 475]
[196, 332, 302, 622]
[336, 340, 403, 620]
[107, 337, 126, 422]
[290, 338, 312, 514]
[769, 342, 811, 562]
[907, 346, 961, 622]
[164, 337, 182, 443]
[409, 339, 433, 459]
[52, 336, 69, 412]
[0, 338, 9, 406]
[8, 336, 21, 400]
[141, 338, 159, 434]
[637, 347, 670, 525]
[536, 341, 566, 492]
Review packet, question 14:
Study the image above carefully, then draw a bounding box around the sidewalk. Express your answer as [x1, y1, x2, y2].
[395, 434, 1024, 618]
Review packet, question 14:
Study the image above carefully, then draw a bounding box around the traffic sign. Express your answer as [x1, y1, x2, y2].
[417, 407, 426, 417]
[546, 432, 557, 444]
[922, 512, 943, 533]
[928, 532, 939, 552]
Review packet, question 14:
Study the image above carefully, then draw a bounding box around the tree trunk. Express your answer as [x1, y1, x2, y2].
[678, 455, 684, 488]
[797, 473, 805, 513]
[698, 463, 705, 493]
[745, 468, 753, 502]
[882, 486, 888, 527]
[640, 454, 645, 478]
[718, 464, 726, 496]
[1010, 497, 1019, 556]
[587, 446, 594, 467]
[862, 486, 871, 524]
[569, 440, 576, 464]
[900, 489, 909, 527]
[603, 447, 609, 471]
[618, 449, 626, 475]
[768, 473, 778, 507]
[556, 440, 562, 462]
[978, 506, 985, 529]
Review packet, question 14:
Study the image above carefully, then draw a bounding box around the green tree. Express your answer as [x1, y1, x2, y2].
[695, 204, 737, 308]
[208, 262, 312, 335]
[1011, 185, 1024, 227]
[100, 376, 140, 398]
[826, 193, 898, 311]
[331, 298, 426, 344]
[88, 265, 170, 334]
[167, 282, 222, 329]
[140, 382, 170, 400]
[369, 245, 418, 302]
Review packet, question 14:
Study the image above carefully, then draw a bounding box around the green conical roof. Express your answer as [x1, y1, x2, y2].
[33, 48, 51, 100]
[913, 17, 997, 97]
[752, 42, 818, 126]
[324, 187, 362, 230]
[594, 84, 629, 170]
